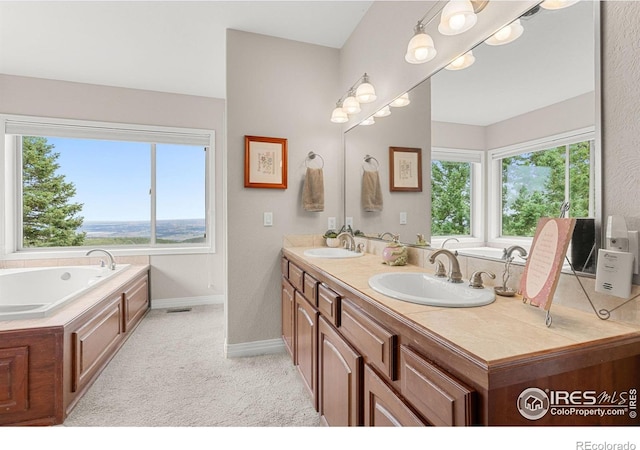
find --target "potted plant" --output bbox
[323,229,340,247]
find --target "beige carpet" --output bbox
[63,304,321,427]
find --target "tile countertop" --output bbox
[0,264,150,332]
[284,247,640,365]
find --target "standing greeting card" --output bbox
[519,217,577,311]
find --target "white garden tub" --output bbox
[0,265,130,321]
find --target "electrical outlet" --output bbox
[400,212,407,225]
[328,217,336,230]
[263,212,273,227]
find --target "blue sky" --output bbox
[49,137,205,222]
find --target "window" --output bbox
[431,149,483,239]
[5,117,213,253]
[490,131,594,240]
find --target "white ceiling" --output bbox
[0,1,372,98]
[0,1,594,126]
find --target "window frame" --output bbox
[1,115,215,259]
[430,147,485,247]
[487,127,595,248]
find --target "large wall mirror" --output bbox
[344,1,600,275]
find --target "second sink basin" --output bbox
[303,248,364,259]
[368,272,495,307]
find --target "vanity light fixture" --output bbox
[330,73,377,123]
[390,92,410,108]
[444,50,475,70]
[373,105,391,118]
[540,0,580,10]
[438,0,479,36]
[355,73,377,103]
[405,21,437,64]
[330,100,349,123]
[484,19,524,46]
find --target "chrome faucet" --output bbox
[337,232,356,251]
[441,237,460,248]
[428,249,463,283]
[86,248,117,270]
[503,245,528,260]
[378,231,396,241]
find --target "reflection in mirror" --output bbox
[432,1,598,274]
[344,81,431,245]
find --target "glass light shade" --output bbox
[360,116,375,126]
[390,93,410,108]
[373,106,391,118]
[485,19,524,46]
[342,95,361,115]
[438,0,477,36]
[355,81,377,103]
[330,107,348,123]
[540,0,579,10]
[445,51,475,70]
[405,27,437,64]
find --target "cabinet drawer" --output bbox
[289,262,304,292]
[340,299,396,380]
[400,345,475,426]
[318,283,340,326]
[281,257,289,279]
[303,272,319,305]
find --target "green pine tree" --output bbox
[22,136,86,247]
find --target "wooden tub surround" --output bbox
[0,264,150,426]
[282,247,640,426]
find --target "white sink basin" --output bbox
[303,248,364,259]
[368,272,495,307]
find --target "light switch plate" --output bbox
[328,217,336,230]
[400,212,407,225]
[264,212,273,227]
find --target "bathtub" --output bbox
[0,264,130,321]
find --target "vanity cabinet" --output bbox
[282,254,467,427]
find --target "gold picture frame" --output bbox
[244,135,288,189]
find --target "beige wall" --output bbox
[226,30,342,347]
[0,74,226,301]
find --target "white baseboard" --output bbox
[151,294,225,310]
[224,337,286,358]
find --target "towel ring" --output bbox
[363,154,379,170]
[305,151,324,169]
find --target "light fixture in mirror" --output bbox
[390,92,410,107]
[540,0,580,10]
[484,19,524,46]
[360,116,375,126]
[374,106,391,118]
[438,0,478,36]
[445,50,476,70]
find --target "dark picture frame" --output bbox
[389,146,422,192]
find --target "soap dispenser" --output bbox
[382,235,408,266]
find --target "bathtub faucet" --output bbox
[86,248,117,270]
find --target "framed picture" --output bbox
[244,135,288,189]
[389,146,422,192]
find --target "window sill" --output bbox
[3,245,215,261]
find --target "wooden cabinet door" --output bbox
[364,364,427,427]
[294,291,318,410]
[282,277,295,360]
[123,274,149,332]
[318,316,362,426]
